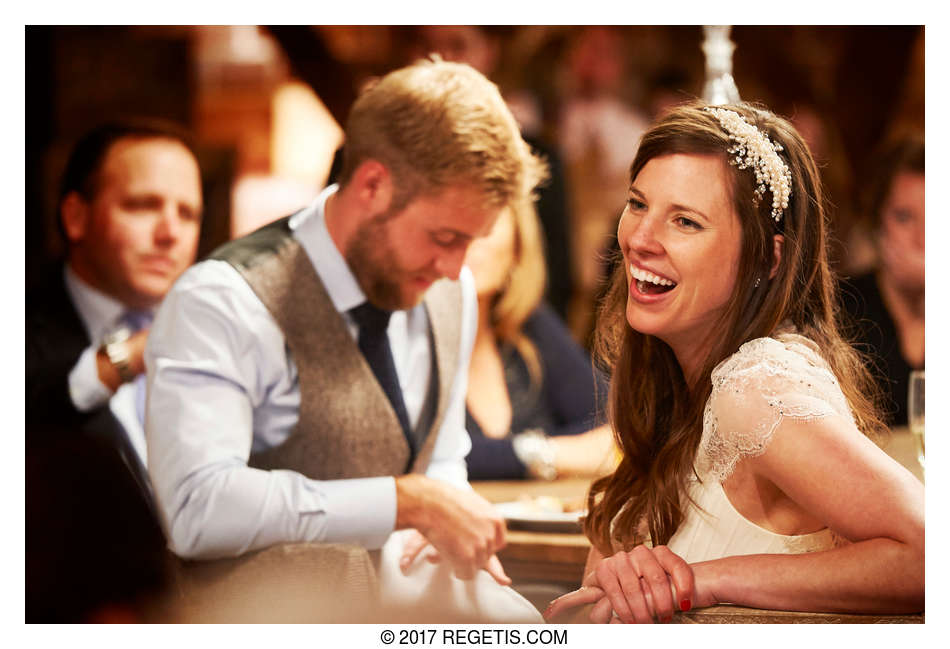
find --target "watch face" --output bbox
[103,326,133,346]
[102,327,134,382]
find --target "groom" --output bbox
[145,58,546,622]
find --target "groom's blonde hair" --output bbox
[337,57,545,212]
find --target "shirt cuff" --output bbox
[318,476,397,550]
[68,345,113,412]
[426,458,471,491]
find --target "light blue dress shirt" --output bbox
[145,185,478,560]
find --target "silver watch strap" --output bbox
[101,327,135,383]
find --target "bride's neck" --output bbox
[670,337,714,389]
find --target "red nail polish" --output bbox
[680,599,692,612]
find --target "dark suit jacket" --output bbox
[26,265,95,429]
[25,266,169,622]
[25,265,153,499]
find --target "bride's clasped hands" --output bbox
[544,545,716,623]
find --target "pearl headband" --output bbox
[704,107,792,222]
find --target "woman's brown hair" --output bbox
[584,101,888,555]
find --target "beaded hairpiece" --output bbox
[704,107,792,222]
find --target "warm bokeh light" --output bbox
[230,174,321,239]
[272,80,343,185]
[230,81,344,238]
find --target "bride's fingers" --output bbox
[652,545,696,612]
[543,586,605,621]
[631,545,674,622]
[594,563,633,624]
[589,596,614,624]
[596,560,653,624]
[619,552,657,624]
[639,572,662,622]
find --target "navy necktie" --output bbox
[350,302,414,451]
[122,310,152,333]
[120,310,152,427]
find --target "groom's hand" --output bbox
[399,528,512,585]
[395,474,509,582]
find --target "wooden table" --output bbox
[673,605,922,623]
[473,428,924,623]
[473,478,592,588]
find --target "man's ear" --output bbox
[60,192,89,244]
[769,234,784,279]
[351,159,394,216]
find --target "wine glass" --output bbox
[908,370,925,468]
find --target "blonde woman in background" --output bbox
[463,197,615,481]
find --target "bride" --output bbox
[544,102,924,623]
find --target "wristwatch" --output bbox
[100,326,135,384]
[512,429,557,481]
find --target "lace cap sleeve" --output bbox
[698,333,854,481]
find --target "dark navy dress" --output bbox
[464,303,608,479]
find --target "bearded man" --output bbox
[145,58,546,622]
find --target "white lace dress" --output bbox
[665,330,852,563]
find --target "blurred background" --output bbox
[25,25,925,347]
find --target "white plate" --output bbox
[495,501,585,533]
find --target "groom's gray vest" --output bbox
[173,216,462,622]
[208,216,463,479]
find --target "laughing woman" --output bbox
[544,102,924,623]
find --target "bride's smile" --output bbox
[618,152,743,374]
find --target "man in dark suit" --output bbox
[26,121,203,620]
[26,119,203,460]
